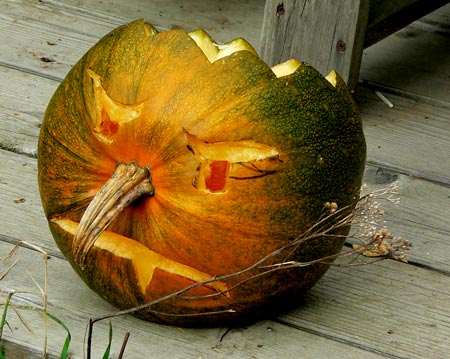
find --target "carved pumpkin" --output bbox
[38,20,366,326]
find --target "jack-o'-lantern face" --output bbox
[38,20,365,326]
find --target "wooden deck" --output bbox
[1,1,450,358]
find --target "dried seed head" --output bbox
[324,201,338,213]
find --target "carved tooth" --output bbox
[189,31,257,63]
[325,70,338,88]
[271,59,301,78]
[215,38,257,61]
[188,29,219,63]
[143,22,158,37]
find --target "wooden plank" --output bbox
[0,0,116,80]
[2,0,449,101]
[356,87,450,182]
[260,0,370,88]
[411,2,450,34]
[280,258,450,359]
[0,241,391,358]
[0,66,58,157]
[0,0,265,81]
[53,0,266,47]
[0,150,55,253]
[360,4,450,102]
[366,0,450,47]
[362,167,450,273]
[1,340,58,359]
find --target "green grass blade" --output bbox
[46,312,71,359]
[102,321,113,359]
[0,292,15,341]
[59,334,71,359]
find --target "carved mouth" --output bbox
[52,217,229,296]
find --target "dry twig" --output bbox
[1,242,50,359]
[86,182,411,358]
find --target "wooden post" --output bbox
[260,0,370,89]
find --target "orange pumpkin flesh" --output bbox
[38,20,366,326]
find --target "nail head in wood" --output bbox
[276,3,285,16]
[336,40,346,53]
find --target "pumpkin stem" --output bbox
[73,160,155,269]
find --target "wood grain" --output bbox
[0,0,112,80]
[356,87,450,182]
[0,67,58,157]
[361,166,450,273]
[0,0,265,80]
[360,5,450,102]
[281,257,450,359]
[53,0,266,46]
[260,0,370,88]
[0,150,55,253]
[1,340,58,359]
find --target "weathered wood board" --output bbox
[2,0,449,96]
[360,23,450,103]
[281,258,450,359]
[357,87,450,182]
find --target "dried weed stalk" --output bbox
[0,242,50,359]
[86,182,411,358]
[348,182,411,263]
